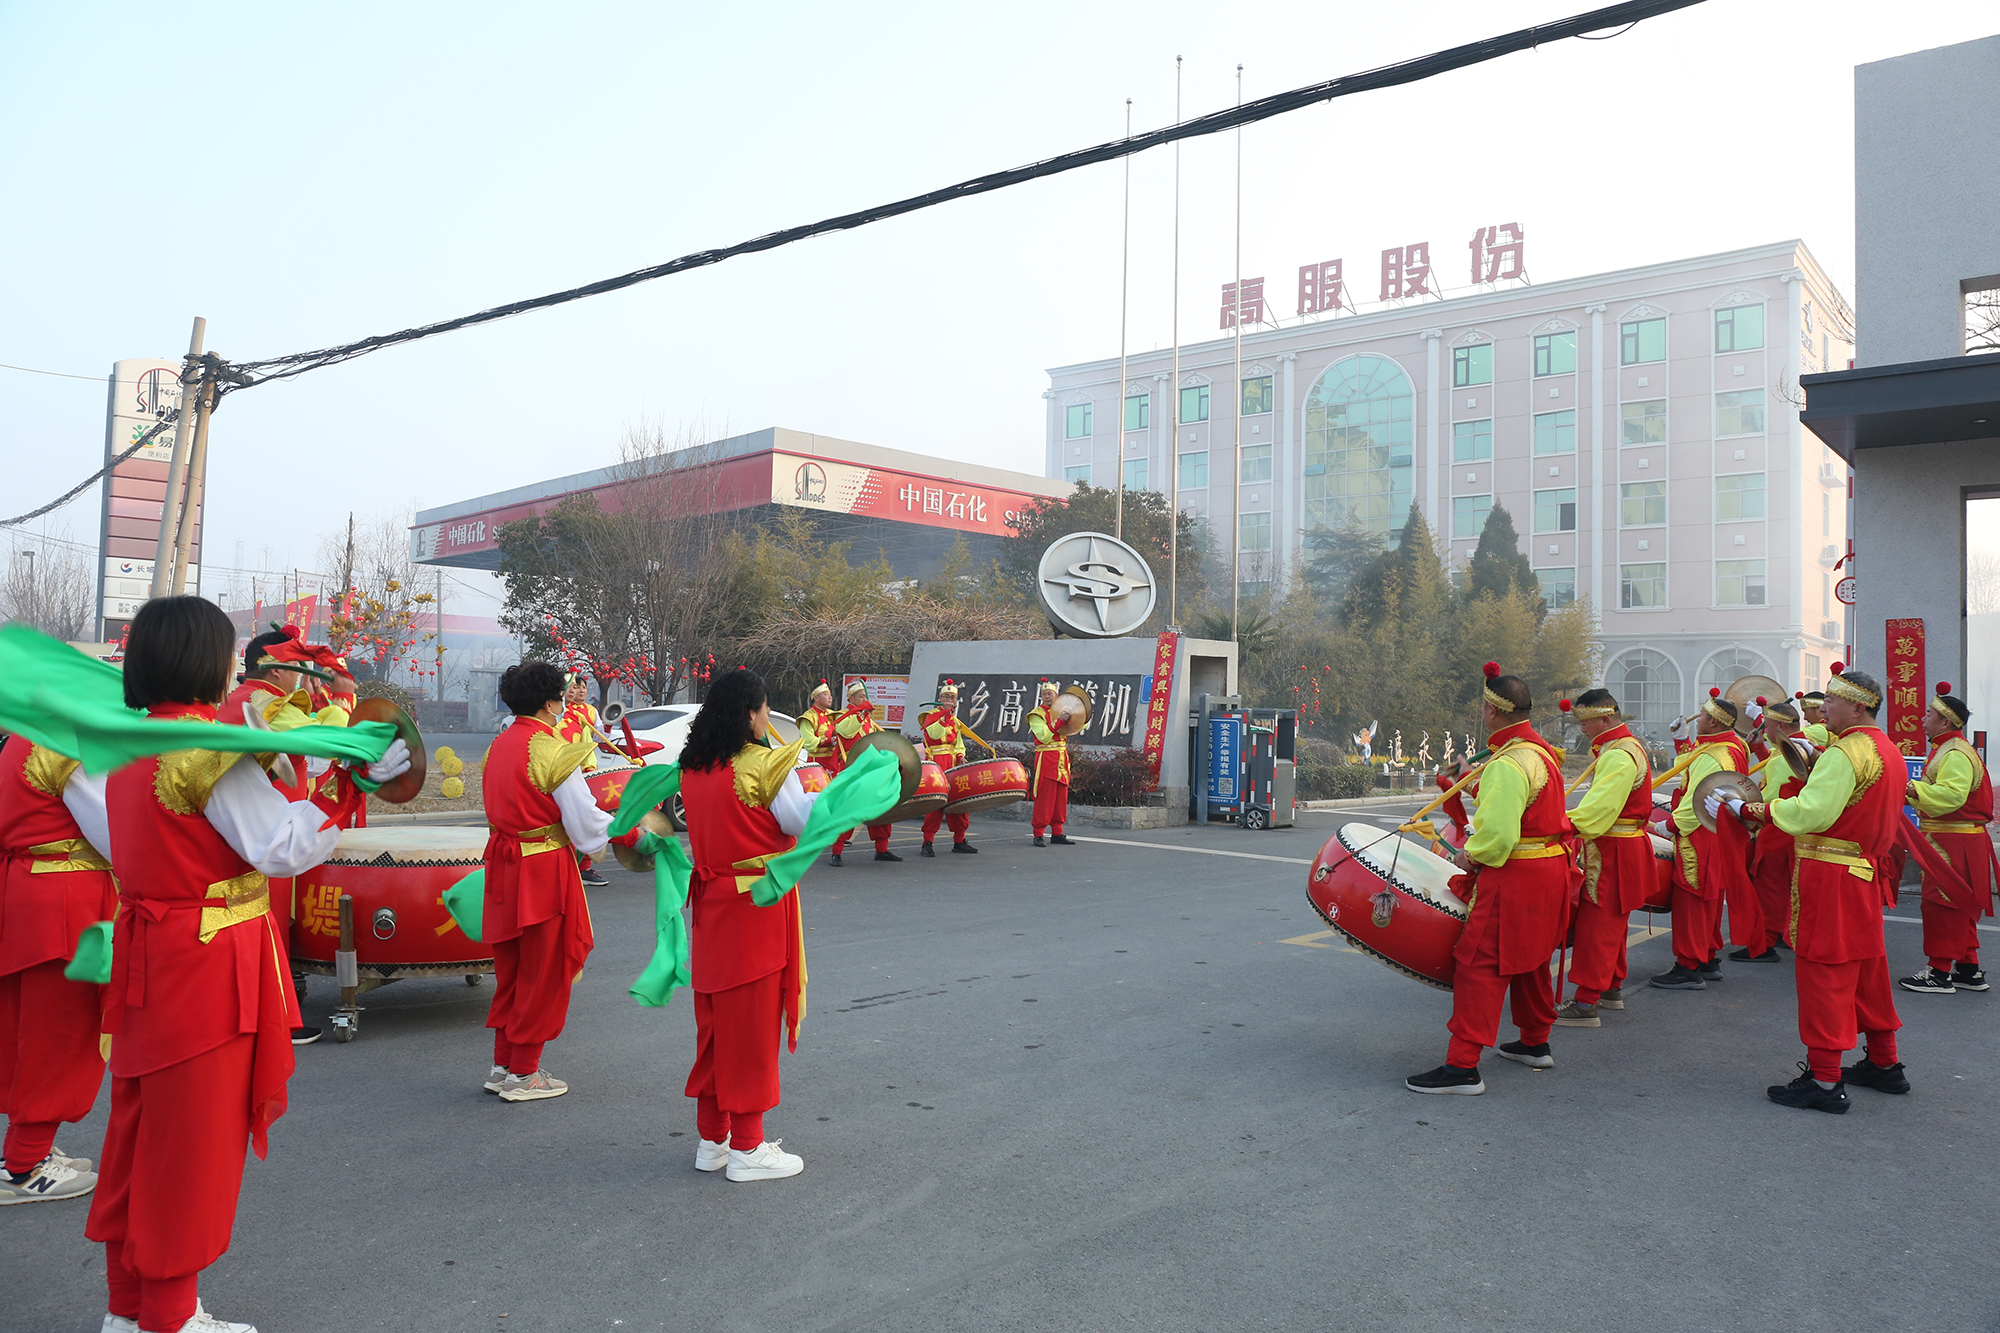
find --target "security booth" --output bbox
[1241,709,1298,830]
[1190,695,1297,830]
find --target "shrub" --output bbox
[990,742,1157,806]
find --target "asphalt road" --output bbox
[12,807,1997,1332]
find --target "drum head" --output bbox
[326,826,486,864]
[351,697,428,804]
[1336,823,1466,917]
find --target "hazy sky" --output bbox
[3,1,1996,614]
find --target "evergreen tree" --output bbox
[1465,503,1540,607]
[1342,505,1444,628]
[1302,516,1387,606]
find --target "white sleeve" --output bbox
[770,767,818,837]
[553,769,613,859]
[206,756,343,878]
[61,770,112,861]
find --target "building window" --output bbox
[1065,465,1092,484]
[1701,647,1775,695]
[1065,403,1092,439]
[1302,354,1415,540]
[1716,389,1765,436]
[1452,344,1492,387]
[1125,393,1150,431]
[1621,398,1666,445]
[1179,452,1208,488]
[1241,442,1272,483]
[1621,480,1666,527]
[1123,457,1148,491]
[1804,652,1821,683]
[1715,304,1764,353]
[1452,494,1492,539]
[1180,384,1210,424]
[1715,472,1766,521]
[1537,567,1576,610]
[1533,409,1577,455]
[1716,560,1767,606]
[1621,562,1666,609]
[1453,419,1492,462]
[1609,647,1681,740]
[1533,331,1576,377]
[1241,375,1273,416]
[1240,511,1272,551]
[1621,317,1667,365]
[1534,488,1577,533]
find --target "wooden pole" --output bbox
[148,318,205,600]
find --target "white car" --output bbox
[604,703,799,829]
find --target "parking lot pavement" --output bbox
[13,816,1996,1331]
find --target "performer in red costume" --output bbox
[799,682,839,769]
[559,675,611,887]
[0,731,113,1205]
[479,662,614,1103]
[1738,696,1809,962]
[1554,689,1654,1027]
[918,681,976,856]
[298,645,366,831]
[1713,664,1909,1112]
[828,680,896,866]
[1899,683,1996,994]
[1652,689,1755,990]
[678,668,818,1181]
[1026,681,1074,847]
[1407,663,1577,1094]
[88,595,409,1333]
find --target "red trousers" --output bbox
[1032,780,1069,836]
[921,809,970,843]
[1566,894,1630,1003]
[1670,882,1723,970]
[1795,955,1901,1082]
[0,959,107,1173]
[686,971,782,1149]
[487,917,576,1075]
[1921,899,1984,969]
[1446,899,1557,1067]
[833,824,891,854]
[1751,844,1794,952]
[88,1034,253,1333]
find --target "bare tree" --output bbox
[1967,286,2000,355]
[0,533,94,642]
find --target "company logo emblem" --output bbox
[795,463,827,503]
[1036,532,1156,638]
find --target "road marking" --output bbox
[1064,835,1314,866]
[1281,930,1336,948]
[1886,914,2000,935]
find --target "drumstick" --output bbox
[954,718,1000,757]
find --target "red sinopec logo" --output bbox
[795,462,827,503]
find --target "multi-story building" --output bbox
[1044,240,1855,742]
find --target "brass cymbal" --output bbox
[1724,675,1786,734]
[1693,770,1765,833]
[1054,684,1093,737]
[350,696,428,804]
[1778,734,1819,783]
[850,730,921,803]
[610,809,675,874]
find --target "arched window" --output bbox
[1609,648,1681,741]
[1700,647,1776,697]
[1302,354,1414,540]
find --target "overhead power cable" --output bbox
[224,0,1703,392]
[1,411,179,528]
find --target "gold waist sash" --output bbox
[1794,834,1875,881]
[199,871,272,944]
[516,823,573,856]
[1918,819,1987,835]
[26,837,112,873]
[1599,819,1649,839]
[1508,835,1570,861]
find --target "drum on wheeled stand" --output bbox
[1306,823,1471,990]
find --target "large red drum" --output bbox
[291,828,492,979]
[882,760,949,822]
[585,762,642,814]
[796,762,830,794]
[1643,831,1675,911]
[1307,822,1469,990]
[941,758,1029,814]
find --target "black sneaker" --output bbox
[1766,1064,1849,1114]
[1050,835,1076,846]
[1842,1058,1911,1095]
[1952,966,1989,992]
[1728,946,1781,962]
[919,842,936,858]
[1648,965,1707,991]
[1697,958,1725,981]
[829,852,844,867]
[874,850,903,863]
[1033,836,1046,847]
[950,842,979,854]
[1598,988,1626,1011]
[1405,1064,1485,1095]
[1496,1040,1554,1069]
[1898,968,1956,994]
[291,1026,322,1046]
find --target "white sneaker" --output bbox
[99,1314,138,1333]
[51,1144,93,1174]
[172,1305,258,1332]
[694,1137,730,1172]
[496,1069,568,1102]
[0,1157,96,1204]
[726,1139,803,1182]
[483,1064,508,1094]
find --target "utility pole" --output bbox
[169,363,216,596]
[436,565,446,700]
[1115,96,1132,542]
[1168,56,1182,626]
[149,318,206,600]
[1230,63,1244,643]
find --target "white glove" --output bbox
[1701,792,1744,821]
[366,738,412,783]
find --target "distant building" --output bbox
[1045,241,1855,741]
[412,426,1068,582]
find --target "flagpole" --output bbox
[1230,62,1243,642]
[1168,55,1182,627]
[1116,97,1132,541]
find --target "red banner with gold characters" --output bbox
[1140,630,1179,781]
[1884,617,1926,755]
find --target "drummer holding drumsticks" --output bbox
[1407,663,1576,1096]
[917,682,977,857]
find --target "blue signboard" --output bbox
[1904,754,1926,829]
[1206,715,1243,808]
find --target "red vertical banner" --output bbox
[1141,630,1179,782]
[1884,617,1926,756]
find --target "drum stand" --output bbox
[330,894,365,1043]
